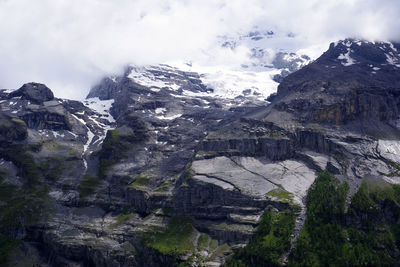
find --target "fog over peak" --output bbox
[0,0,398,99]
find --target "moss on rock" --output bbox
[78,174,102,199]
[0,114,27,142]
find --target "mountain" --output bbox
[105,28,313,103]
[0,39,400,266]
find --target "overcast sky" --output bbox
[0,0,399,99]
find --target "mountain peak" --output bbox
[277,39,400,98]
[267,39,400,126]
[323,38,400,67]
[8,82,54,104]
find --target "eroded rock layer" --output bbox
[0,39,400,266]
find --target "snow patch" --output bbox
[156,114,182,120]
[52,131,65,138]
[385,53,400,67]
[128,65,181,91]
[84,97,115,123]
[155,108,167,114]
[71,113,94,169]
[377,140,400,163]
[338,49,356,66]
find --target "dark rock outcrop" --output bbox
[272,39,400,125]
[0,113,27,141]
[9,82,54,104]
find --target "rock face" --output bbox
[1,39,400,266]
[21,101,72,130]
[9,82,54,104]
[0,113,27,141]
[274,39,400,124]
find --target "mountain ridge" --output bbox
[0,38,400,266]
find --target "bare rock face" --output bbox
[9,82,54,104]
[273,39,400,125]
[21,101,72,131]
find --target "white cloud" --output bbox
[0,0,398,99]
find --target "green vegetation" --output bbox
[226,208,296,267]
[0,182,52,267]
[115,212,137,223]
[143,216,196,256]
[0,168,9,179]
[0,138,54,265]
[0,234,20,266]
[109,212,138,229]
[266,188,294,205]
[343,179,400,266]
[98,129,123,176]
[197,233,212,251]
[208,243,232,262]
[289,171,349,266]
[40,139,79,158]
[348,180,380,214]
[38,157,65,181]
[0,118,39,186]
[0,114,27,141]
[0,182,51,227]
[182,164,195,180]
[129,174,151,190]
[288,172,400,266]
[143,216,229,266]
[78,174,102,199]
[98,127,146,177]
[162,207,175,215]
[0,144,41,186]
[154,179,173,193]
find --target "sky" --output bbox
[0,0,399,99]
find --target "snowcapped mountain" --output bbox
[2,38,400,266]
[332,39,400,69]
[95,28,313,102]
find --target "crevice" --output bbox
[195,172,242,192]
[228,157,283,189]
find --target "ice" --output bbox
[171,62,281,100]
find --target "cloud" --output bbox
[0,0,398,99]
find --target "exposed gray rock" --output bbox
[9,82,54,104]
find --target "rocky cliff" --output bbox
[0,39,400,266]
